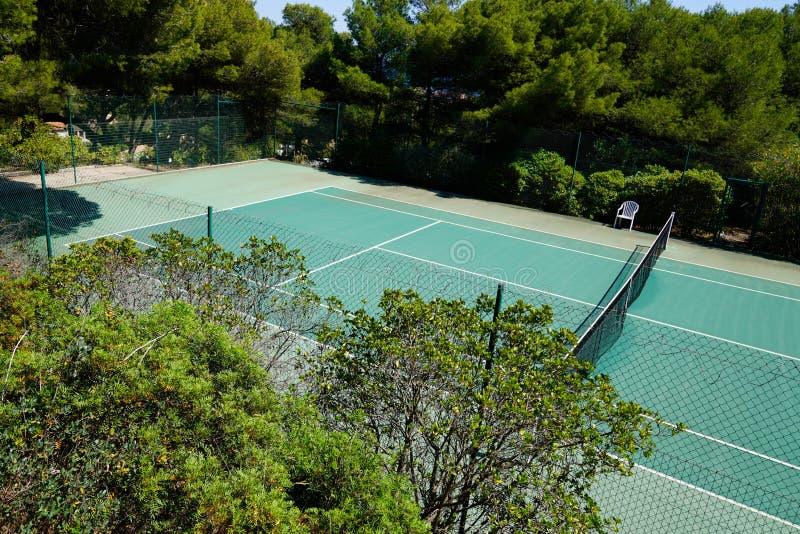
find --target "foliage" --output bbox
[508,149,585,215]
[0,117,73,172]
[622,166,724,234]
[94,144,129,165]
[47,233,340,374]
[580,170,625,220]
[752,144,800,256]
[0,271,425,531]
[309,289,663,533]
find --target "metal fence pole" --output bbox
[681,143,691,182]
[207,206,213,239]
[568,132,583,213]
[39,162,53,259]
[216,94,221,165]
[273,103,278,158]
[153,101,159,173]
[486,283,504,362]
[334,102,341,163]
[68,95,77,184]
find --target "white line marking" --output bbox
[632,463,800,530]
[653,268,800,303]
[627,314,800,362]
[313,191,438,221]
[63,187,325,248]
[322,186,800,290]
[375,247,597,308]
[279,221,441,286]
[657,255,800,290]
[218,186,330,212]
[314,190,631,265]
[647,417,800,472]
[64,212,205,247]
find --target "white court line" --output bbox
[648,417,800,472]
[314,190,630,265]
[627,314,800,363]
[632,462,800,530]
[278,221,441,286]
[218,186,330,212]
[321,186,800,290]
[64,187,327,248]
[64,212,205,247]
[375,247,597,308]
[313,191,439,221]
[652,268,800,303]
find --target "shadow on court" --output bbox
[0,177,101,237]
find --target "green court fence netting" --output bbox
[0,168,798,531]
[4,93,799,258]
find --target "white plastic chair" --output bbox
[614,201,639,231]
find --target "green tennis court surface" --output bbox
[54,165,799,532]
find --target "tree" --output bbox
[0,270,428,531]
[0,0,62,117]
[309,289,663,533]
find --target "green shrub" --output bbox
[225,143,262,163]
[580,169,625,220]
[0,116,72,172]
[752,145,800,257]
[621,166,724,235]
[673,169,726,236]
[93,144,128,165]
[507,149,584,215]
[0,267,426,532]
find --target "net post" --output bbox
[68,95,77,184]
[207,206,213,240]
[666,211,675,247]
[39,162,53,259]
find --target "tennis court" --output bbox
[49,161,800,532]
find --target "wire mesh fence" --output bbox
[0,162,798,530]
[593,313,800,531]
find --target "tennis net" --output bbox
[572,212,675,366]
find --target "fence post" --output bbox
[207,206,213,239]
[568,132,583,214]
[681,143,691,182]
[153,100,159,173]
[334,102,341,163]
[486,283,504,363]
[68,95,77,184]
[273,103,278,158]
[216,94,221,165]
[749,182,768,249]
[39,162,53,259]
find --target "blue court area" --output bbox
[62,180,800,532]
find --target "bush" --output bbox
[0,269,427,532]
[580,169,625,220]
[673,169,726,236]
[93,143,129,165]
[621,166,724,235]
[225,143,262,163]
[0,117,72,172]
[752,145,800,257]
[507,149,585,215]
